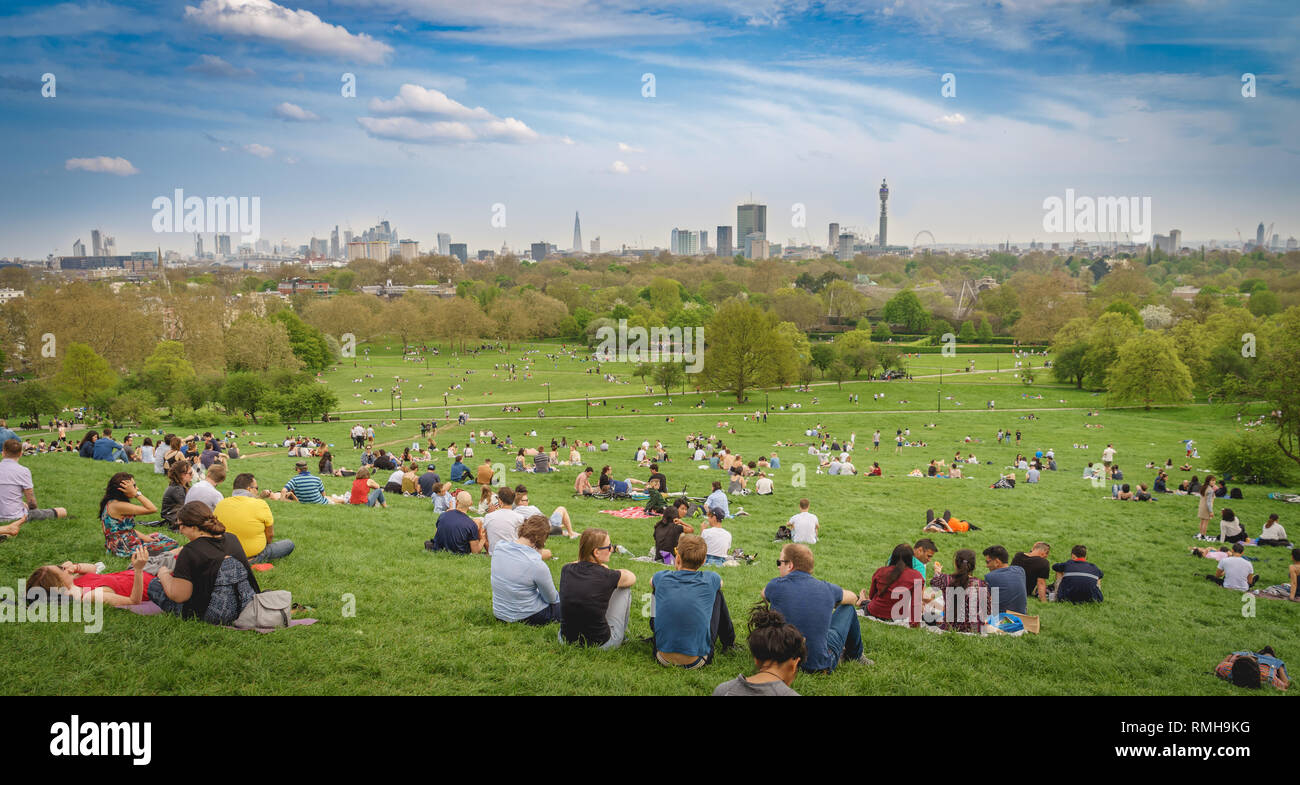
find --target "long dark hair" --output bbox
[874,543,914,597]
[318,450,333,473]
[99,471,135,517]
[78,430,99,448]
[950,549,977,589]
[167,460,192,487]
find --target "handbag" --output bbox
[232,589,293,629]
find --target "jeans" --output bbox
[367,488,386,507]
[251,539,295,563]
[705,554,727,566]
[523,602,561,626]
[818,604,864,672]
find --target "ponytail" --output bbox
[177,501,225,536]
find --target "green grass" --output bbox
[3,343,1297,695]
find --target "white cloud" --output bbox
[357,116,477,142]
[610,160,630,174]
[482,117,539,142]
[184,0,393,64]
[273,101,322,121]
[186,54,256,79]
[242,143,275,157]
[937,113,967,125]
[65,156,138,175]
[560,136,575,145]
[367,84,493,119]
[618,142,644,152]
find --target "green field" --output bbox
[2,343,1296,695]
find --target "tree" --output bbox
[55,342,116,409]
[1248,289,1280,317]
[958,320,976,342]
[828,360,851,389]
[768,288,822,331]
[140,340,197,413]
[837,330,878,378]
[220,372,270,424]
[1051,342,1089,389]
[701,299,784,403]
[225,315,303,373]
[633,362,652,385]
[821,280,866,322]
[1106,332,1193,409]
[1255,306,1300,469]
[882,290,930,332]
[871,321,893,340]
[1009,272,1087,343]
[1139,304,1174,330]
[272,310,333,372]
[652,362,685,397]
[6,380,59,424]
[1102,300,1142,327]
[108,390,157,427]
[976,316,994,341]
[810,343,836,376]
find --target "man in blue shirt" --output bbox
[705,481,730,519]
[284,461,330,504]
[91,428,123,461]
[489,515,559,625]
[1051,544,1104,603]
[763,543,869,673]
[0,420,18,447]
[449,457,470,483]
[429,491,484,554]
[982,545,1028,614]
[650,535,734,669]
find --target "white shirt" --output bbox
[184,480,223,510]
[484,508,525,554]
[1259,523,1288,541]
[755,476,774,494]
[702,526,732,558]
[1218,556,1253,591]
[789,511,818,544]
[387,470,404,486]
[1102,447,1115,462]
[693,449,705,461]
[840,462,855,475]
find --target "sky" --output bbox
[1,0,1299,259]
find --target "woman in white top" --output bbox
[1259,514,1290,545]
[1219,508,1247,544]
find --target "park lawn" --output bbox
[2,354,1297,695]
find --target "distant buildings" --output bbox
[737,203,766,250]
[716,226,732,258]
[0,288,25,304]
[589,237,601,254]
[437,233,451,256]
[91,229,103,257]
[828,223,839,251]
[670,228,702,255]
[1152,229,1182,255]
[347,240,391,261]
[744,233,769,260]
[529,242,551,261]
[72,238,85,256]
[398,239,419,260]
[359,282,456,299]
[449,243,468,263]
[278,278,331,296]
[573,212,583,252]
[878,179,889,248]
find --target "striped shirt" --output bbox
[284,471,327,504]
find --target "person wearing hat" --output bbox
[417,464,441,497]
[284,460,331,504]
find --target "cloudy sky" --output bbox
[2,0,1298,258]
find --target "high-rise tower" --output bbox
[573,212,583,252]
[1256,222,1266,249]
[878,179,889,248]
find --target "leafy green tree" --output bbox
[976,316,994,341]
[958,320,976,342]
[220,372,270,424]
[882,290,930,332]
[1051,342,1089,388]
[652,362,685,398]
[1255,306,1300,469]
[7,380,59,424]
[272,310,333,372]
[108,390,157,426]
[55,342,116,410]
[828,360,851,389]
[1210,432,1295,485]
[1248,289,1280,317]
[141,340,197,413]
[810,343,836,376]
[701,299,784,403]
[871,321,893,340]
[1106,332,1194,409]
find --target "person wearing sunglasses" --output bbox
[215,473,295,563]
[762,543,871,673]
[559,528,636,648]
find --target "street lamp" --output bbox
[585,395,589,420]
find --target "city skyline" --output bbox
[2,0,1298,258]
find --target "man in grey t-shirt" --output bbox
[712,675,800,696]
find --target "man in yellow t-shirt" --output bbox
[215,473,295,563]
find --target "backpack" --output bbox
[232,589,293,630]
[775,525,793,541]
[1215,651,1290,690]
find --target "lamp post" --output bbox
[764,393,769,422]
[585,395,589,420]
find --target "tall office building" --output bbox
[91,229,103,257]
[343,229,353,247]
[194,233,203,257]
[530,242,549,261]
[716,226,733,258]
[330,226,340,259]
[744,232,769,260]
[837,232,855,261]
[1169,229,1182,253]
[573,212,583,252]
[670,229,701,256]
[217,234,232,256]
[449,243,468,263]
[399,239,419,260]
[828,223,840,251]
[737,203,766,244]
[1256,222,1266,249]
[878,179,889,248]
[437,233,451,256]
[590,237,600,254]
[72,238,85,256]
[102,235,116,256]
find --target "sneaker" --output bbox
[856,655,876,666]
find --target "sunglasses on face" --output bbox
[596,544,614,552]
[776,558,789,567]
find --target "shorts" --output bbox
[549,509,565,534]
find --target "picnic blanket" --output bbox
[122,602,317,632]
[600,506,657,519]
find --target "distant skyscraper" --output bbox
[530,242,549,261]
[91,229,103,257]
[837,232,854,261]
[217,234,232,256]
[878,179,889,248]
[343,229,353,247]
[449,243,468,263]
[399,239,419,260]
[573,212,583,252]
[1169,229,1182,253]
[737,203,766,244]
[102,235,116,256]
[72,238,85,256]
[590,237,600,254]
[330,226,340,259]
[437,233,451,256]
[194,233,203,257]
[1257,222,1266,249]
[744,232,768,260]
[716,226,733,258]
[670,229,701,255]
[828,223,840,251]
[1271,233,1280,250]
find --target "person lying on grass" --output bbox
[558,527,636,648]
[27,545,151,607]
[0,437,69,538]
[651,534,735,669]
[490,514,560,626]
[712,602,806,696]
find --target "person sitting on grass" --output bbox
[1259,514,1290,546]
[27,546,152,607]
[911,538,940,582]
[283,461,336,504]
[981,545,1027,614]
[430,490,485,554]
[431,482,454,514]
[1211,542,1258,590]
[449,455,471,484]
[574,466,595,496]
[706,480,731,519]
[0,438,68,539]
[765,543,869,672]
[712,603,806,696]
[928,548,989,633]
[1012,542,1052,603]
[512,485,579,539]
[642,476,668,515]
[401,462,421,495]
[864,543,925,625]
[383,466,404,494]
[216,473,294,563]
[148,501,260,626]
[490,514,560,626]
[101,472,178,558]
[1051,544,1104,603]
[788,498,819,544]
[417,464,440,498]
[185,461,225,510]
[559,528,636,648]
[653,500,696,564]
[317,450,355,478]
[701,507,732,566]
[160,461,192,530]
[1289,548,1300,601]
[651,534,736,669]
[1219,508,1248,544]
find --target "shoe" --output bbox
[856,655,875,666]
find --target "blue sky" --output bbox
[2,0,1298,258]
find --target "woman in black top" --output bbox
[160,461,192,529]
[77,431,98,458]
[148,501,259,625]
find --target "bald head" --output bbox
[455,490,473,511]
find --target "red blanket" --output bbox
[600,507,656,519]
